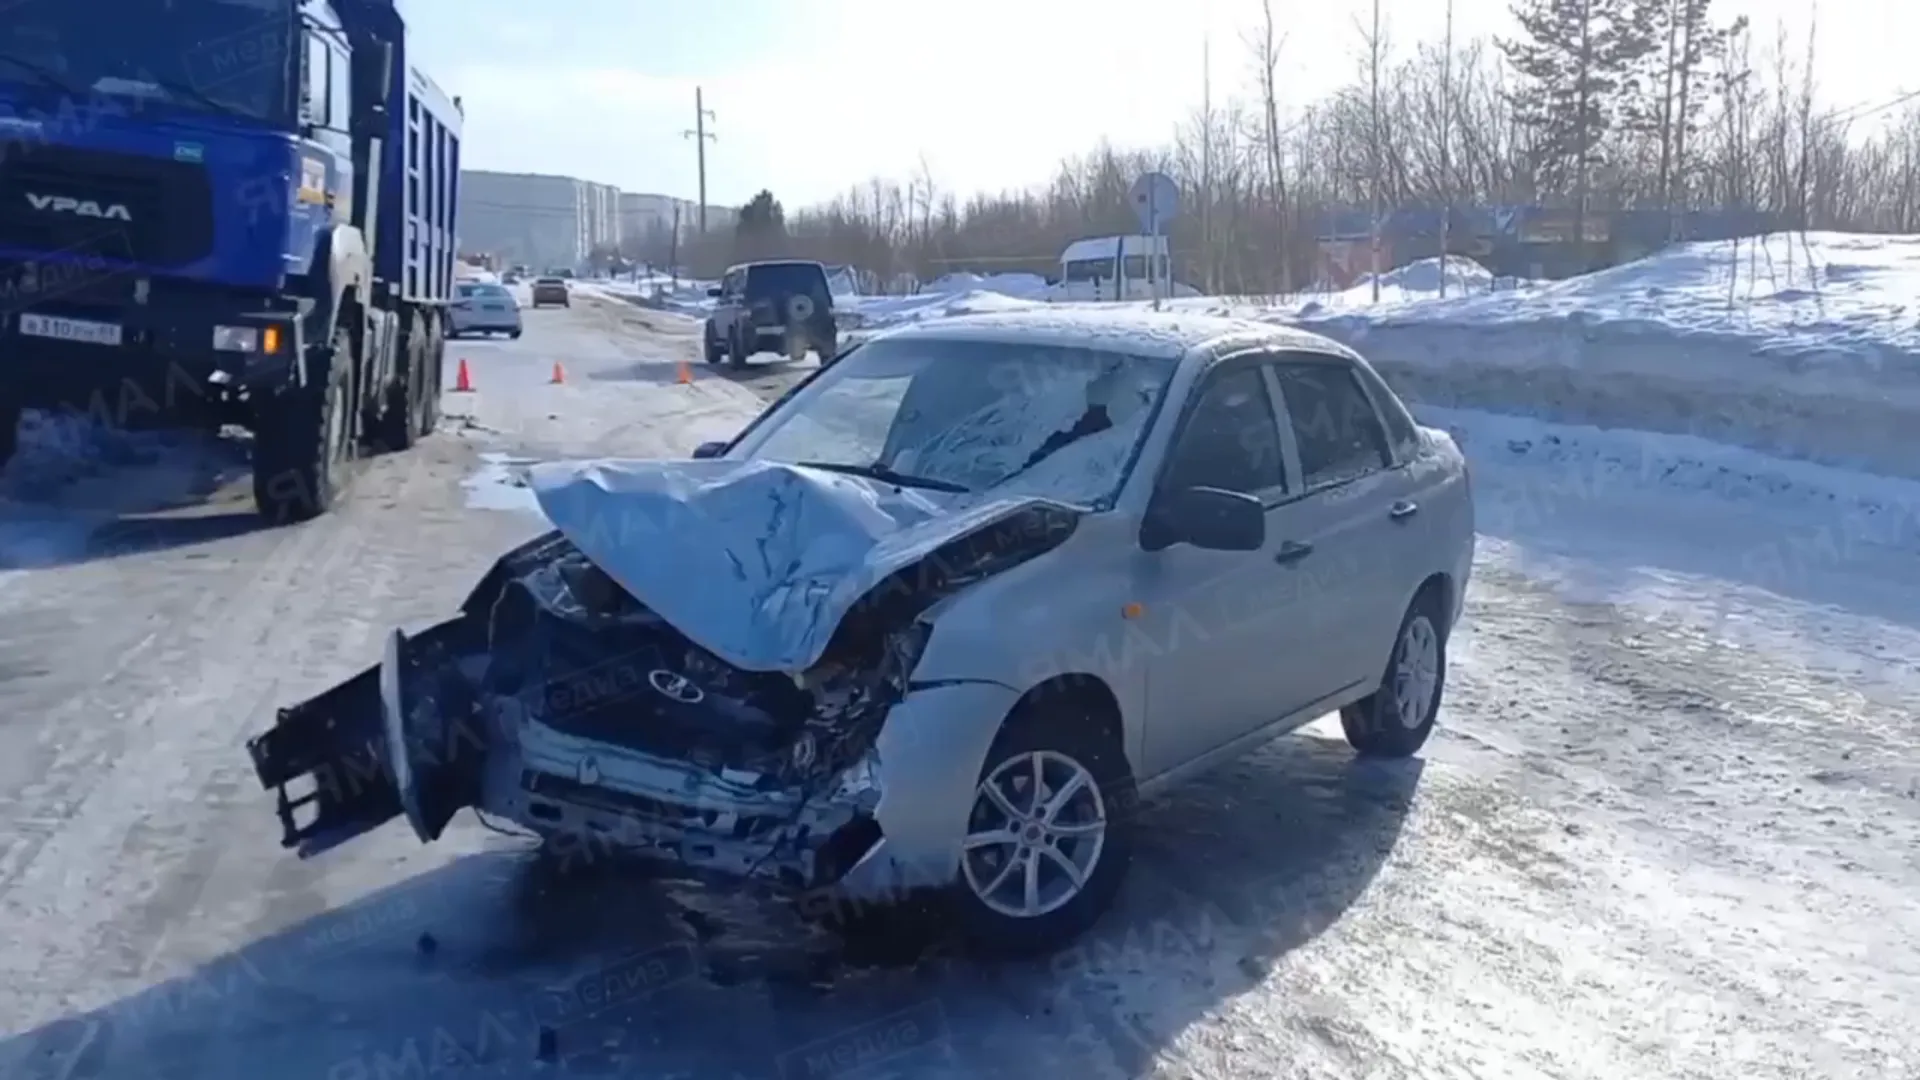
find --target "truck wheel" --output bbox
[252,329,351,524]
[729,328,751,369]
[375,333,425,453]
[418,329,443,438]
[703,327,724,364]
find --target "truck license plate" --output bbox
[19,313,123,347]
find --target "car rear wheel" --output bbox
[1341,588,1448,758]
[946,699,1136,958]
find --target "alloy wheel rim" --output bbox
[1393,615,1440,729]
[960,749,1107,919]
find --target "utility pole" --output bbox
[1439,0,1453,296]
[667,202,682,289]
[1368,0,1383,304]
[681,87,716,233]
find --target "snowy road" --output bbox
[0,291,1914,1080]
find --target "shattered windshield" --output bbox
[736,336,1177,507]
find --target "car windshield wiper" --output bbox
[795,460,971,494]
[0,53,86,97]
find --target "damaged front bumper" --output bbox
[245,530,1024,902]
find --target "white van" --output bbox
[1050,235,1197,302]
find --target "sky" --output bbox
[398,0,1907,212]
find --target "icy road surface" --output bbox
[0,289,1914,1080]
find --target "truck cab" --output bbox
[0,0,460,522]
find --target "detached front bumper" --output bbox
[246,627,1019,904]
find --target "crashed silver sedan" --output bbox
[246,308,1475,957]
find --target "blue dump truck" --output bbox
[0,0,460,521]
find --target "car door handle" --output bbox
[1273,540,1314,565]
[1389,500,1419,521]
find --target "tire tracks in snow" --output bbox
[0,445,465,1028]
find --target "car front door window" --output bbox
[1158,366,1286,497]
[1272,362,1392,489]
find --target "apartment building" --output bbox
[619,192,738,244]
[459,170,623,271]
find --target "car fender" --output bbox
[908,523,1151,770]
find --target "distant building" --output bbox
[460,170,624,272]
[618,192,738,244]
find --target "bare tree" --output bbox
[1359,0,1387,301]
[1246,0,1291,290]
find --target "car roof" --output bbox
[734,259,825,271]
[872,306,1355,362]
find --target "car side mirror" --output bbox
[691,440,727,460]
[707,287,722,298]
[1140,485,1265,553]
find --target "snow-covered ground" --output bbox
[1,281,1916,1079]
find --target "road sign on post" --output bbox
[1129,171,1179,309]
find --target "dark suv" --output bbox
[704,260,839,368]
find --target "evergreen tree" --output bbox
[1499,0,1661,196]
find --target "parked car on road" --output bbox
[449,282,522,338]
[530,277,570,308]
[703,259,839,368]
[245,309,1474,958]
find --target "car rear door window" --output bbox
[1158,365,1285,496]
[1272,360,1391,489]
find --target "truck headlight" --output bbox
[212,325,259,352]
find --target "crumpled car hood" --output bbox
[529,458,1075,673]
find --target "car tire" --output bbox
[944,696,1137,958]
[729,328,751,369]
[703,327,724,365]
[510,330,522,339]
[1340,586,1448,758]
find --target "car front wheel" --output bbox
[947,699,1136,958]
[1341,587,1447,758]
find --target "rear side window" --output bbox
[1273,362,1391,488]
[746,262,829,297]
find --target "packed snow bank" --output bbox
[920,271,1053,299]
[840,232,1920,480]
[1301,232,1920,481]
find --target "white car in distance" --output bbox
[449,282,523,339]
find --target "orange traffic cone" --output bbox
[454,357,474,392]
[549,361,566,385]
[675,360,692,385]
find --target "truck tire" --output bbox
[419,326,444,438]
[252,328,352,524]
[374,328,425,453]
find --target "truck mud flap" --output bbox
[248,625,487,858]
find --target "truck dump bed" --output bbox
[340,0,463,306]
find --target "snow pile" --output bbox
[1300,232,1920,480]
[1306,254,1500,309]
[920,271,1053,299]
[841,289,1044,339]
